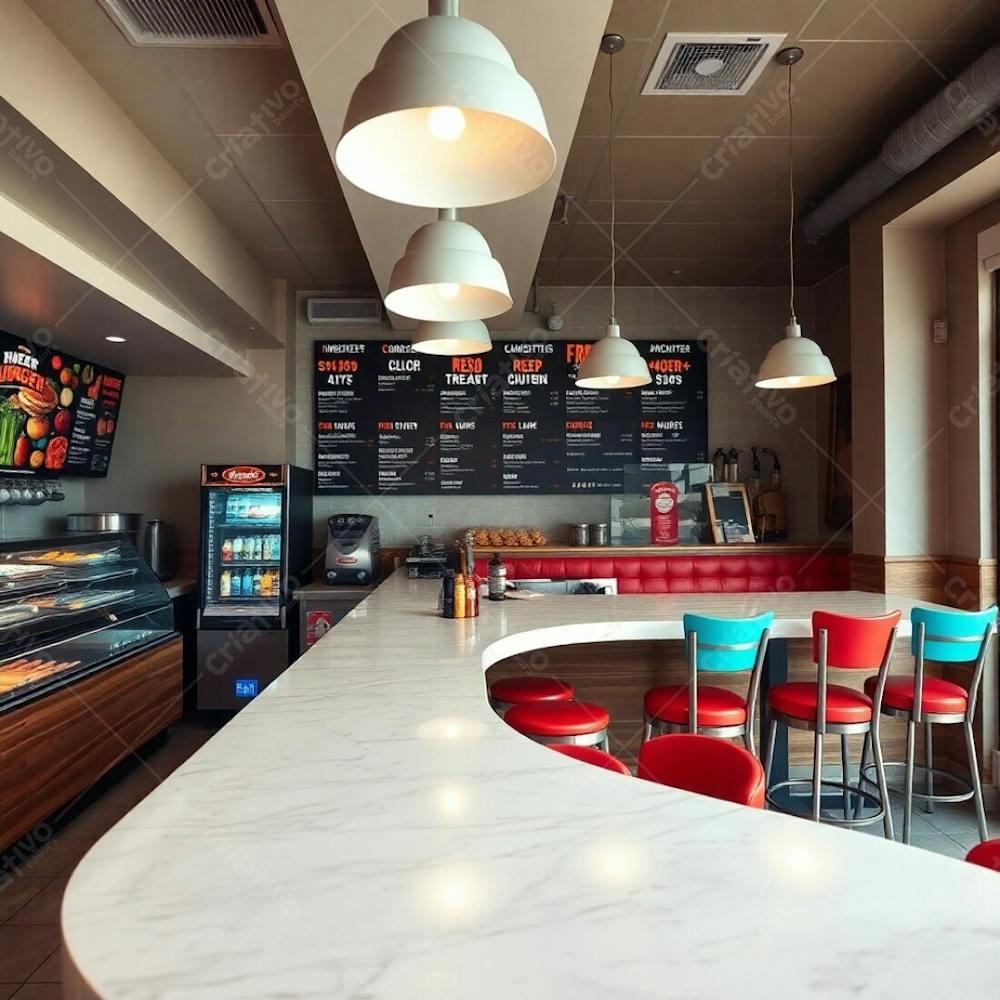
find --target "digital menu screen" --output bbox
[0,332,125,478]
[313,338,707,495]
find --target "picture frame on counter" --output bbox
[704,483,755,544]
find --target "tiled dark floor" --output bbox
[0,714,220,998]
[0,714,995,997]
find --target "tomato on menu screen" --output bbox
[0,333,125,478]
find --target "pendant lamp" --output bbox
[385,208,511,322]
[335,0,556,208]
[576,35,651,391]
[412,320,492,355]
[756,48,835,390]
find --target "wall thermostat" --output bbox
[932,319,948,343]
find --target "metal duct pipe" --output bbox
[802,44,1000,239]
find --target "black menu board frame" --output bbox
[312,338,707,496]
[0,332,125,478]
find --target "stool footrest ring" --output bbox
[766,777,885,827]
[859,761,974,805]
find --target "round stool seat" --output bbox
[966,839,1000,871]
[504,700,610,737]
[863,674,968,714]
[550,744,630,775]
[768,682,873,724]
[489,676,574,705]
[644,684,747,727]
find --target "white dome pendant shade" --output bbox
[385,209,512,322]
[412,320,492,355]
[335,1,556,208]
[576,323,651,389]
[755,321,835,389]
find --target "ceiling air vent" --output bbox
[306,298,384,327]
[642,33,786,96]
[98,0,284,47]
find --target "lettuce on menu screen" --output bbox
[0,336,124,477]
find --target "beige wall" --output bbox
[882,226,948,557]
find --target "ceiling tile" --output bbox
[577,41,652,136]
[160,49,321,136]
[226,135,340,202]
[659,0,817,35]
[606,0,668,40]
[254,248,314,284]
[633,222,789,259]
[26,0,128,47]
[297,248,375,284]
[802,0,999,42]
[69,45,211,137]
[261,199,358,248]
[154,133,259,202]
[202,198,287,255]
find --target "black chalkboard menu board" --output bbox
[313,339,707,495]
[0,332,125,478]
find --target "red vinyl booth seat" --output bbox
[474,553,849,595]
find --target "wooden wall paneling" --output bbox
[0,638,183,850]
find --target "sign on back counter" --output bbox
[313,339,707,495]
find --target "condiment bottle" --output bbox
[465,571,478,618]
[441,570,456,618]
[488,553,507,601]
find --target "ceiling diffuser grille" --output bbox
[642,33,786,96]
[98,0,284,47]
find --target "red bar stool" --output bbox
[503,700,611,751]
[764,610,900,838]
[488,676,574,715]
[550,744,631,775]
[966,840,1000,871]
[860,605,996,844]
[642,612,772,755]
[637,734,765,807]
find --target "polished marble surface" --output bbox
[62,575,1000,998]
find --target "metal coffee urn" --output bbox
[142,519,175,581]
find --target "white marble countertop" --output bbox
[62,573,1000,998]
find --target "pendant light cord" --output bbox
[608,48,616,325]
[787,61,796,324]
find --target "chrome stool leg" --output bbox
[854,732,872,821]
[903,719,916,844]
[763,717,777,800]
[965,720,989,842]
[841,734,851,820]
[871,726,895,840]
[811,731,823,821]
[924,721,934,814]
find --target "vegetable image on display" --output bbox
[0,396,26,466]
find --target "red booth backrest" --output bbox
[473,553,849,595]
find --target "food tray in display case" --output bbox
[0,532,176,710]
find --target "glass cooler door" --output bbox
[202,484,285,622]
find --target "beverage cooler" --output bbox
[196,464,312,710]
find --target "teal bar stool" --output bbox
[643,612,773,755]
[861,605,997,843]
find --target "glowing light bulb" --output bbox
[440,339,459,351]
[428,106,466,142]
[603,375,622,387]
[437,282,461,300]
[783,375,802,386]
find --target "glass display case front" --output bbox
[0,532,175,710]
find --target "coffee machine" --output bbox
[325,514,380,584]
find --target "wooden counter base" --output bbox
[0,636,183,850]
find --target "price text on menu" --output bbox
[0,331,125,477]
[313,339,707,495]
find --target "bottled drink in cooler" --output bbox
[260,569,272,597]
[231,569,242,597]
[232,536,244,560]
[242,568,253,596]
[220,569,231,597]
[271,534,280,560]
[253,570,263,597]
[221,539,233,562]
[262,536,271,561]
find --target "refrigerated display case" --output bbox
[0,532,175,710]
[196,464,312,710]
[0,531,182,849]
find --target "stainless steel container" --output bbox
[143,519,175,581]
[66,512,142,548]
[572,523,591,546]
[590,522,610,546]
